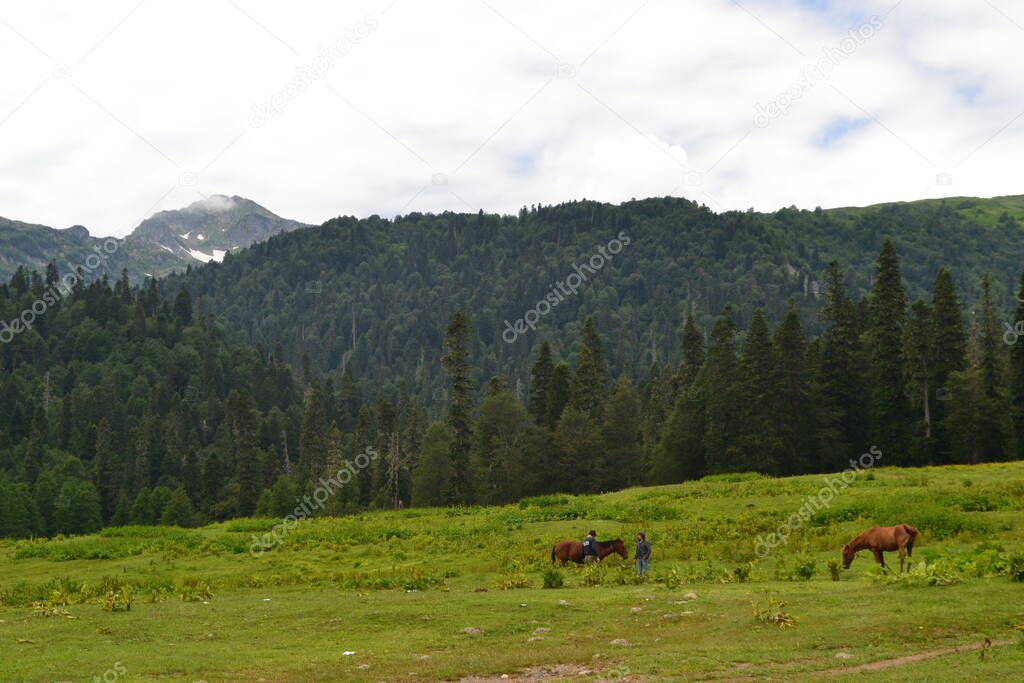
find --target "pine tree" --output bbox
[651,384,706,483]
[818,261,868,467]
[528,341,554,423]
[867,240,910,460]
[1012,270,1024,459]
[903,300,934,464]
[442,311,474,503]
[228,391,261,516]
[470,391,533,504]
[734,309,782,474]
[930,268,967,462]
[976,274,1010,459]
[702,306,741,473]
[160,487,194,526]
[93,418,116,522]
[544,362,571,430]
[570,317,608,416]
[411,422,453,507]
[299,382,330,484]
[552,406,602,492]
[774,302,813,474]
[679,312,705,387]
[173,285,193,326]
[600,376,642,487]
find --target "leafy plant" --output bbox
[791,554,816,581]
[178,578,214,602]
[827,559,841,581]
[751,593,795,628]
[101,586,134,612]
[541,567,564,589]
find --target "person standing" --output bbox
[635,532,651,576]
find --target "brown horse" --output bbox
[551,539,628,565]
[842,524,918,572]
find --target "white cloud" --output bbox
[0,0,1022,237]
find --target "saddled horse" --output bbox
[842,524,918,572]
[551,539,628,565]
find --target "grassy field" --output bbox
[2,462,1023,682]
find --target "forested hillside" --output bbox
[170,195,1024,404]
[2,229,1024,535]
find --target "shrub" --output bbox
[542,567,564,589]
[178,578,214,602]
[659,563,683,589]
[101,586,134,612]
[827,559,841,581]
[868,561,961,586]
[791,554,816,581]
[498,560,530,590]
[751,594,795,627]
[581,562,605,586]
[732,563,752,583]
[1007,552,1024,582]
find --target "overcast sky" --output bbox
[1,0,1022,237]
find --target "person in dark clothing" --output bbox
[635,532,651,576]
[582,530,598,563]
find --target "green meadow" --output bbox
[2,461,1023,682]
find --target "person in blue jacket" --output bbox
[635,532,651,576]
[582,530,598,562]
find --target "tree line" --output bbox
[1,237,1023,537]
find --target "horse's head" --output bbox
[611,539,628,560]
[841,543,854,569]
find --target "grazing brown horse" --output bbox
[551,539,628,565]
[842,524,918,572]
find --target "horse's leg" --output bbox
[872,548,885,568]
[898,544,906,573]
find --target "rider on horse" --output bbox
[582,530,598,563]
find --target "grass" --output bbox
[2,461,1024,681]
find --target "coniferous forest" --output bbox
[3,229,1024,538]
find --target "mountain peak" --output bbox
[63,224,91,239]
[127,194,312,267]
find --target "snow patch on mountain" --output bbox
[187,248,226,263]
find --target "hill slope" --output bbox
[170,194,1024,401]
[2,461,1022,681]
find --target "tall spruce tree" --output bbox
[930,268,966,462]
[1011,270,1024,458]
[442,310,474,503]
[701,306,741,473]
[528,341,554,424]
[734,310,782,474]
[902,300,934,464]
[679,312,705,387]
[544,362,572,430]
[867,241,909,460]
[774,302,813,474]
[976,274,1010,459]
[570,317,608,417]
[600,376,642,487]
[299,381,330,484]
[819,261,867,467]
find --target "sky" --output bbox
[1,0,1022,237]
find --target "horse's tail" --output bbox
[904,525,918,555]
[551,545,556,565]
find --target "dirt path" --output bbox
[814,638,1013,676]
[703,638,1014,681]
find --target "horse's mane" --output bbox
[596,539,622,547]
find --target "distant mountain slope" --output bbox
[0,195,312,281]
[167,194,1024,403]
[127,195,312,267]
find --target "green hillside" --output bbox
[2,461,1022,681]
[170,194,1024,402]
